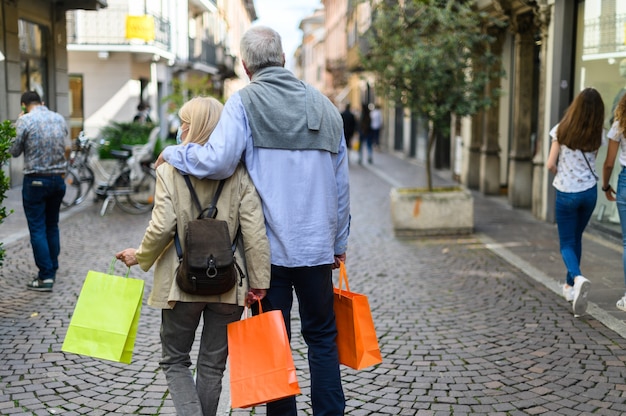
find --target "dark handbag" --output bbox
[174,176,241,295]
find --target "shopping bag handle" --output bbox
[242,298,263,320]
[109,258,131,278]
[337,261,350,295]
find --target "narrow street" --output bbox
[2,149,626,415]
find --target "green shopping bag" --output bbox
[62,260,144,364]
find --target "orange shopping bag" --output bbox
[227,301,300,408]
[334,261,382,370]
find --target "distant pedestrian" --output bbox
[546,87,605,316]
[369,103,382,148]
[166,102,181,141]
[116,96,270,415]
[359,106,373,164]
[133,101,152,124]
[341,103,356,150]
[601,91,626,312]
[9,91,70,292]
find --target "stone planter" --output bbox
[390,186,474,237]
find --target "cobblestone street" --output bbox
[2,150,626,415]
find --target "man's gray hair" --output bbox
[241,26,284,74]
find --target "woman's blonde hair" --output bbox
[616,92,626,136]
[178,96,224,145]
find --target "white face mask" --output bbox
[176,127,184,144]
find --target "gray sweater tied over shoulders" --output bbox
[239,66,343,153]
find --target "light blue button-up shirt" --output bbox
[163,92,350,268]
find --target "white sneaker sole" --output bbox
[573,279,590,316]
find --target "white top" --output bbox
[607,120,626,167]
[550,124,603,193]
[370,108,382,130]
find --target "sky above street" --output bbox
[253,0,323,70]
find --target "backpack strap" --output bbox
[174,176,237,262]
[183,175,225,219]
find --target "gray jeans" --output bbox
[160,302,243,416]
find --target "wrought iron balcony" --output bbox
[66,5,170,51]
[189,38,236,78]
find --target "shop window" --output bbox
[18,19,47,101]
[575,0,626,227]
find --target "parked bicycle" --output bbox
[62,131,95,209]
[62,128,160,216]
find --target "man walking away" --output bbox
[341,103,356,150]
[10,91,70,292]
[370,103,383,148]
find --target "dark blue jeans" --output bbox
[264,264,345,416]
[359,132,373,162]
[615,168,626,289]
[22,175,65,281]
[555,186,597,287]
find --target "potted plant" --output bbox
[98,121,158,159]
[362,0,504,236]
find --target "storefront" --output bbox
[573,0,626,233]
[0,0,106,186]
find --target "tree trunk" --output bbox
[426,120,436,191]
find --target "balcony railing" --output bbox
[189,38,236,78]
[189,38,217,65]
[583,13,626,58]
[66,6,170,50]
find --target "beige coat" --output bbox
[135,163,271,309]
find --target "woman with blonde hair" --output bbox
[546,87,605,317]
[602,92,626,312]
[116,96,270,415]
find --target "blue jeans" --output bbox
[615,168,626,289]
[555,186,597,287]
[264,265,345,416]
[22,175,65,281]
[160,302,243,416]
[371,128,380,146]
[359,132,373,163]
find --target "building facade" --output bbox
[461,0,624,233]
[318,0,623,233]
[66,0,255,143]
[0,0,107,186]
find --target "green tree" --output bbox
[363,0,504,190]
[162,75,219,114]
[0,120,15,266]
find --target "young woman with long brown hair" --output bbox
[546,87,605,317]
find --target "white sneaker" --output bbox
[616,295,626,312]
[572,275,590,316]
[562,284,574,302]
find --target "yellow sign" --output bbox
[126,15,155,42]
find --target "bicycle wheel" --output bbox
[114,167,156,214]
[61,170,81,209]
[74,164,95,205]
